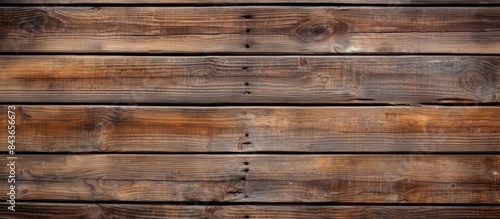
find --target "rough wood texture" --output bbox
[2,105,500,153]
[2,7,500,54]
[2,0,500,4]
[1,203,500,219]
[1,2,499,216]
[1,155,498,203]
[1,56,499,103]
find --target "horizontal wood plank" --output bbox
[2,106,499,153]
[2,0,500,4]
[1,56,499,103]
[1,203,500,219]
[1,155,498,203]
[1,7,500,54]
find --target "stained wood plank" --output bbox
[1,56,499,103]
[1,155,498,203]
[2,0,500,4]
[2,7,500,54]
[2,105,499,153]
[1,203,500,219]
[11,178,499,203]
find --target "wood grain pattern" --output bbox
[1,56,499,103]
[1,155,498,203]
[1,2,499,216]
[2,7,500,54]
[2,106,500,153]
[2,0,500,4]
[2,203,500,219]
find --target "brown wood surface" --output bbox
[1,203,500,219]
[1,2,499,216]
[1,56,499,103]
[2,7,500,54]
[2,106,500,153]
[1,155,498,203]
[2,0,500,4]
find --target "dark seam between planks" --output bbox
[10,200,500,206]
[3,3,500,7]
[10,151,500,155]
[1,102,499,106]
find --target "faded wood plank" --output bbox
[2,0,500,4]
[1,106,499,153]
[1,56,499,103]
[1,203,500,219]
[2,7,500,54]
[1,155,498,203]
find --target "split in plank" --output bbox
[2,7,500,53]
[1,155,498,203]
[2,105,499,153]
[1,56,499,103]
[1,203,500,219]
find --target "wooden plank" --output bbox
[1,203,500,219]
[2,105,499,153]
[1,7,500,54]
[2,0,500,5]
[1,155,498,203]
[1,56,499,103]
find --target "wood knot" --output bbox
[459,68,495,100]
[87,204,102,218]
[20,14,65,33]
[292,19,348,43]
[108,107,127,124]
[20,16,46,33]
[193,68,215,81]
[299,57,309,69]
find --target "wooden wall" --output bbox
[0,0,499,218]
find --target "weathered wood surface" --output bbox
[1,2,499,217]
[1,203,500,219]
[2,0,500,5]
[1,155,498,203]
[2,106,500,153]
[1,56,499,103]
[2,7,500,54]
